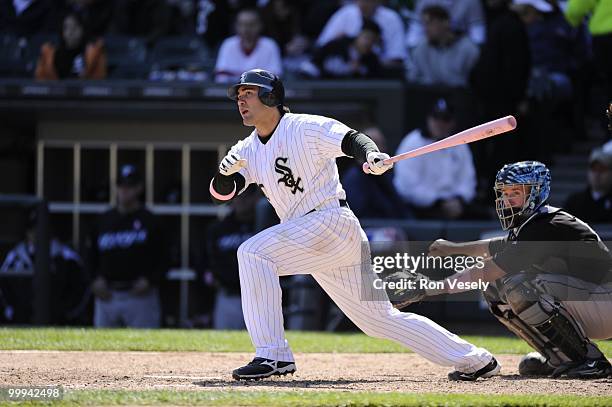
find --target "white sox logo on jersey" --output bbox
[275,157,304,194]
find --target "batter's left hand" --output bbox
[365,152,393,175]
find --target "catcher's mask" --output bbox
[494,161,551,230]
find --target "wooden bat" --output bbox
[363,115,517,173]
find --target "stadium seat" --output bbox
[0,34,28,77]
[104,35,149,79]
[149,36,213,74]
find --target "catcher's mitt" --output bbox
[383,270,429,310]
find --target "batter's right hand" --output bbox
[428,239,457,257]
[365,152,393,175]
[219,153,247,176]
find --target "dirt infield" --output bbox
[0,351,610,395]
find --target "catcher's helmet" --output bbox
[494,161,551,230]
[227,69,284,107]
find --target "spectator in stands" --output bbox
[564,146,612,223]
[406,0,486,48]
[0,0,55,37]
[65,0,114,38]
[166,0,232,49]
[342,126,409,218]
[512,0,579,105]
[316,0,405,68]
[302,19,382,79]
[109,0,170,47]
[393,98,477,220]
[0,210,88,324]
[205,185,261,329]
[214,8,282,83]
[470,0,530,189]
[406,5,480,87]
[260,0,309,58]
[86,165,167,328]
[510,0,584,164]
[564,0,612,100]
[35,12,106,80]
[299,0,340,42]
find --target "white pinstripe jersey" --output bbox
[230,113,352,222]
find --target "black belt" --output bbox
[306,199,348,215]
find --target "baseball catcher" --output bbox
[393,161,612,379]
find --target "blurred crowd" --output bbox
[0,1,608,88]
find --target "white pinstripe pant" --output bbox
[237,206,492,372]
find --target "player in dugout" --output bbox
[392,160,612,379]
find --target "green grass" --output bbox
[9,390,612,406]
[0,328,610,355]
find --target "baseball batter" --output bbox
[209,69,499,381]
[395,161,612,379]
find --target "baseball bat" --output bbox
[363,115,517,173]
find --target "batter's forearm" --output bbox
[210,172,246,204]
[341,130,379,163]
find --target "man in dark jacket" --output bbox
[87,164,167,328]
[565,147,612,223]
[470,0,531,187]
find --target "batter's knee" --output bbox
[237,235,262,261]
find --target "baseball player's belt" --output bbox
[306,199,349,215]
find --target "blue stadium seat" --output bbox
[104,35,149,79]
[149,36,213,74]
[0,34,28,77]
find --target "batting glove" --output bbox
[366,152,393,175]
[219,153,246,176]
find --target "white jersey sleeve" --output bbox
[302,116,352,161]
[227,136,254,194]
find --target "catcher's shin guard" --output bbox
[488,300,568,367]
[499,274,605,364]
[533,304,605,362]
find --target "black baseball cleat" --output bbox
[448,357,501,381]
[551,357,612,379]
[518,352,555,376]
[232,357,296,381]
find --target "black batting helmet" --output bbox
[227,69,285,107]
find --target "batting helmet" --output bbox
[227,69,285,107]
[494,161,551,230]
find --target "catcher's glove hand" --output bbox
[384,270,429,310]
